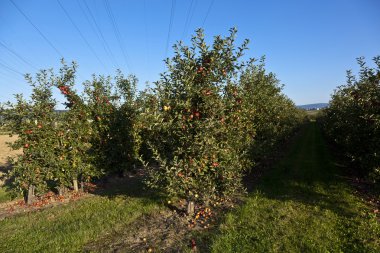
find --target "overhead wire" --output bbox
[182,0,197,40]
[103,0,132,72]
[0,40,38,71]
[78,0,120,70]
[0,71,27,101]
[56,0,108,72]
[9,0,63,58]
[181,0,194,40]
[201,0,215,27]
[0,61,24,76]
[143,0,150,70]
[165,0,176,58]
[0,69,25,83]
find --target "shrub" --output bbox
[53,62,97,193]
[3,70,58,202]
[142,28,255,210]
[240,57,305,161]
[323,56,380,181]
[3,61,140,202]
[83,72,140,175]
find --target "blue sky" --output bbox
[0,0,379,108]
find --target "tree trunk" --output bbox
[80,181,84,192]
[73,179,79,192]
[26,185,35,205]
[58,185,66,196]
[187,200,195,215]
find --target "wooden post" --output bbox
[58,185,66,196]
[26,185,35,205]
[73,179,79,192]
[187,200,195,215]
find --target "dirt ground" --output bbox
[0,135,21,185]
[0,135,20,165]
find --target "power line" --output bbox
[56,0,108,72]
[9,0,63,58]
[201,0,215,27]
[103,0,132,72]
[182,0,197,40]
[78,0,120,70]
[0,69,25,83]
[0,61,24,76]
[182,0,194,40]
[143,0,150,70]
[0,40,38,71]
[165,0,176,58]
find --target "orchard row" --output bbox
[1,29,305,207]
[322,56,380,182]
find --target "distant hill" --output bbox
[297,103,329,110]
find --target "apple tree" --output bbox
[143,28,254,212]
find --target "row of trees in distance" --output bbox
[1,29,305,209]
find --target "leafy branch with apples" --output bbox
[1,29,304,209]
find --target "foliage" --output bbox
[239,57,305,161]
[83,72,140,175]
[323,56,380,181]
[2,61,140,198]
[2,29,303,204]
[51,62,98,191]
[2,70,58,195]
[209,123,380,252]
[141,28,253,204]
[142,28,302,205]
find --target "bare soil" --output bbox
[84,209,193,252]
[0,191,93,221]
[0,134,20,165]
[0,135,21,185]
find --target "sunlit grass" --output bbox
[209,123,380,252]
[0,187,12,203]
[0,179,162,252]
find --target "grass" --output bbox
[0,187,13,203]
[208,122,380,252]
[0,178,162,252]
[0,123,379,252]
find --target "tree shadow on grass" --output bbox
[0,162,17,200]
[91,172,164,205]
[257,177,359,218]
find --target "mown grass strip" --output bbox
[0,188,13,203]
[0,179,161,252]
[209,123,380,252]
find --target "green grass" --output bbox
[209,123,380,252]
[0,178,162,252]
[0,187,13,203]
[1,123,379,252]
